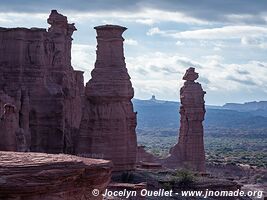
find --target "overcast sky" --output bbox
[1,0,267,105]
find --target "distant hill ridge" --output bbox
[133,96,267,129]
[223,101,267,111]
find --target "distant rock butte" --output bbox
[0,151,112,200]
[164,67,206,172]
[76,25,137,171]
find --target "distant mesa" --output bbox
[150,95,156,101]
[223,101,267,111]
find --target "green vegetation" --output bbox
[137,127,267,168]
[173,169,195,188]
[134,99,267,168]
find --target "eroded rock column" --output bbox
[178,67,206,172]
[77,25,137,171]
[164,67,206,172]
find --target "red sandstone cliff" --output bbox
[0,10,84,153]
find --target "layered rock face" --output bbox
[76,25,137,171]
[0,151,112,200]
[164,67,206,172]
[0,10,84,153]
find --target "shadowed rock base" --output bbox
[0,151,112,200]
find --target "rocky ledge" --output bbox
[0,151,112,200]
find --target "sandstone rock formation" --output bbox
[0,10,138,171]
[0,151,112,200]
[164,67,206,172]
[0,10,84,153]
[0,104,19,151]
[137,146,157,164]
[76,25,137,171]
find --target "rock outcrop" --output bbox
[164,67,206,172]
[0,104,19,151]
[0,151,112,200]
[0,10,138,171]
[137,146,157,164]
[76,25,137,171]
[0,10,84,153]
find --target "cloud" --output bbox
[135,18,154,25]
[147,26,267,40]
[235,69,250,75]
[146,27,163,35]
[125,38,138,46]
[226,76,257,86]
[70,43,267,104]
[177,26,267,40]
[71,44,96,81]
[1,0,267,25]
[225,14,267,25]
[176,41,184,46]
[126,51,267,103]
[0,1,266,105]
[241,36,267,49]
[0,9,209,30]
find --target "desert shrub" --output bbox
[162,182,173,190]
[173,169,195,188]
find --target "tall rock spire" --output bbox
[77,25,137,171]
[164,67,206,172]
[178,67,206,172]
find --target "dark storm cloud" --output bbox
[145,0,267,24]
[1,0,267,24]
[0,0,141,12]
